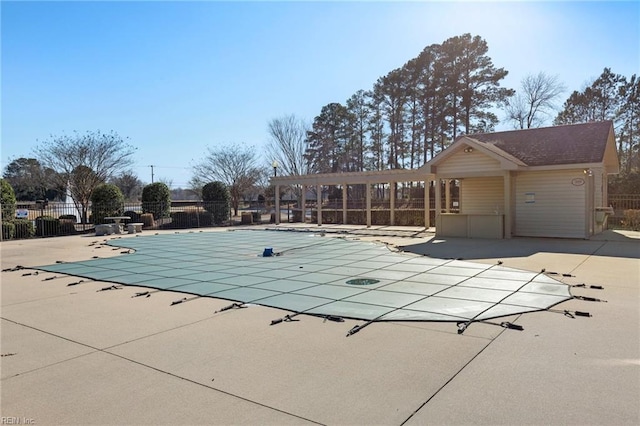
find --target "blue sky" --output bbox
[2,1,639,188]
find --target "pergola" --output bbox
[271,169,437,227]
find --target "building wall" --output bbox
[437,150,502,175]
[460,177,504,214]
[514,170,587,238]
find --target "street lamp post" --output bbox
[272,160,279,223]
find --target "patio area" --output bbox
[1,225,638,425]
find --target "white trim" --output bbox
[525,163,604,172]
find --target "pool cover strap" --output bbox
[215,302,246,313]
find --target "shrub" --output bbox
[241,212,253,224]
[141,183,171,219]
[1,179,17,220]
[59,219,76,235]
[292,209,304,222]
[169,209,214,229]
[35,216,60,237]
[91,184,125,224]
[140,213,155,228]
[204,202,231,225]
[2,221,15,240]
[202,181,230,224]
[622,209,640,231]
[199,211,214,227]
[170,211,195,229]
[13,219,35,239]
[59,214,78,222]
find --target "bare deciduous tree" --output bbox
[109,170,144,201]
[190,144,261,216]
[33,130,136,223]
[265,114,310,202]
[266,115,310,176]
[506,72,566,129]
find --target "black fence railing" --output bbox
[1,201,239,240]
[608,194,640,228]
[2,194,638,240]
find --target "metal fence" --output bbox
[304,198,439,226]
[1,201,242,240]
[608,194,640,227]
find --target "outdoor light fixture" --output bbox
[583,168,593,176]
[463,147,474,153]
[272,160,279,177]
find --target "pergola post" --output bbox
[389,181,396,226]
[435,178,442,219]
[301,185,306,223]
[424,180,430,228]
[275,184,280,225]
[317,184,322,226]
[366,183,372,227]
[504,172,512,239]
[445,179,451,213]
[342,184,348,224]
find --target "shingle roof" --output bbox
[461,121,613,166]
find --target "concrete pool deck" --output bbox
[1,226,639,425]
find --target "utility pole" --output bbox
[149,165,154,183]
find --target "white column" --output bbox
[366,183,372,227]
[389,182,396,226]
[503,172,511,239]
[301,185,306,223]
[275,185,280,225]
[317,184,322,226]
[445,179,451,213]
[342,184,348,224]
[435,178,441,215]
[424,180,430,228]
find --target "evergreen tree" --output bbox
[305,103,352,173]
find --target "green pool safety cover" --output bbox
[34,230,573,331]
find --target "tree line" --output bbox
[300,34,638,181]
[2,33,639,213]
[304,33,514,174]
[553,68,639,178]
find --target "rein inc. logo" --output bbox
[1,418,35,425]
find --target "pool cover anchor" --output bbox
[214,302,246,313]
[346,322,372,337]
[97,285,122,292]
[562,310,591,319]
[457,320,524,335]
[2,265,25,272]
[270,313,343,325]
[573,295,607,303]
[270,314,300,325]
[544,270,575,277]
[571,283,604,290]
